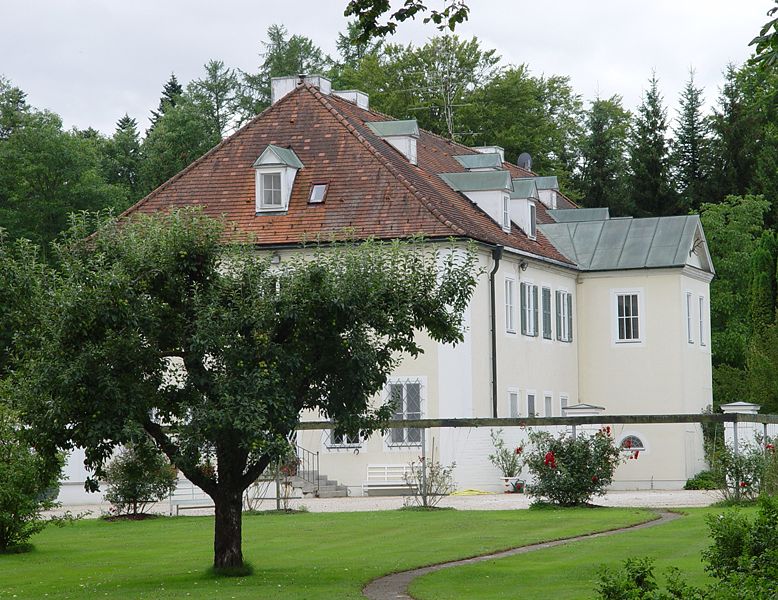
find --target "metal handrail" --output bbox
[294,444,320,496]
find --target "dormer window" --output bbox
[502,195,511,231]
[253,144,303,213]
[366,119,419,165]
[528,202,537,239]
[261,173,283,208]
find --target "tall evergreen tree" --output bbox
[576,95,631,214]
[628,73,678,217]
[239,25,331,117]
[102,114,141,203]
[748,231,777,333]
[188,60,240,137]
[672,70,710,211]
[0,76,29,140]
[148,74,183,133]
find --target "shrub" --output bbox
[0,407,63,552]
[103,439,177,516]
[523,428,622,506]
[684,469,722,490]
[404,440,456,508]
[487,428,523,477]
[713,440,776,502]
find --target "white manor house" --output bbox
[60,75,715,503]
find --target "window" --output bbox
[309,183,328,203]
[388,380,422,446]
[620,435,645,451]
[616,292,641,342]
[502,195,511,230]
[541,287,552,339]
[544,394,552,417]
[560,394,569,413]
[528,202,537,239]
[260,172,282,208]
[527,392,536,417]
[508,390,519,418]
[699,296,706,346]
[520,282,539,337]
[686,292,694,344]
[505,278,516,333]
[328,430,360,448]
[556,290,573,342]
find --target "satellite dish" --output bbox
[517,152,532,171]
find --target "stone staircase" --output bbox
[292,470,349,498]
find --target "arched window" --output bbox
[621,435,645,451]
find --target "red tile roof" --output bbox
[124,84,573,265]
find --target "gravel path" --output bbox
[362,511,681,600]
[49,489,719,518]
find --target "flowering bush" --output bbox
[714,437,778,502]
[487,429,523,478]
[523,428,622,506]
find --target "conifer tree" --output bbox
[577,95,631,215]
[748,231,777,333]
[628,73,678,217]
[148,74,183,133]
[188,60,240,138]
[102,114,141,202]
[672,70,710,211]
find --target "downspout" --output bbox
[489,245,504,418]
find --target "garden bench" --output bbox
[362,464,417,495]
[169,479,214,515]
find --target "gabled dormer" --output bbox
[454,153,503,171]
[366,119,419,165]
[510,178,539,239]
[440,171,513,232]
[253,145,303,214]
[515,175,560,210]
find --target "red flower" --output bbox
[766,444,775,452]
[606,426,611,435]
[740,481,748,488]
[515,446,523,455]
[624,439,633,449]
[544,451,556,469]
[591,475,599,482]
[632,450,640,460]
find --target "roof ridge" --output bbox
[120,89,301,220]
[305,84,467,237]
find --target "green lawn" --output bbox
[410,506,759,600]
[0,508,653,599]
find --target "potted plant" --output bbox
[488,429,524,493]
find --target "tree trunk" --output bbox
[213,491,243,569]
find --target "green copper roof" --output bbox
[439,171,512,192]
[510,178,539,199]
[539,215,708,271]
[454,153,503,170]
[366,119,419,137]
[515,175,559,190]
[548,208,610,222]
[253,144,304,169]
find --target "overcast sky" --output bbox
[0,1,770,135]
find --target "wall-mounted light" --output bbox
[270,252,281,265]
[519,260,529,272]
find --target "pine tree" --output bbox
[577,95,631,215]
[672,70,710,211]
[628,73,678,217]
[188,60,240,137]
[102,114,141,202]
[148,74,183,132]
[748,231,777,333]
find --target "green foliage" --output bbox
[711,441,777,502]
[103,438,177,516]
[684,470,722,491]
[0,75,28,140]
[0,405,63,552]
[403,441,455,508]
[188,60,241,137]
[148,73,183,133]
[487,428,522,478]
[596,557,661,600]
[523,428,622,506]
[344,0,470,43]
[576,94,632,214]
[749,1,778,69]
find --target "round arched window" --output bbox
[621,435,645,451]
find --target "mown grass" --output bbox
[0,508,652,599]
[410,506,760,600]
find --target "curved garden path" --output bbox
[362,510,680,600]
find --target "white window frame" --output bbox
[526,390,537,417]
[502,195,511,232]
[543,392,553,417]
[559,394,569,414]
[521,281,539,337]
[685,292,694,344]
[528,201,537,239]
[259,171,283,209]
[699,295,706,347]
[619,432,648,454]
[505,277,516,334]
[309,183,328,204]
[612,289,644,345]
[556,289,573,343]
[385,378,425,448]
[327,429,362,449]
[508,387,520,418]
